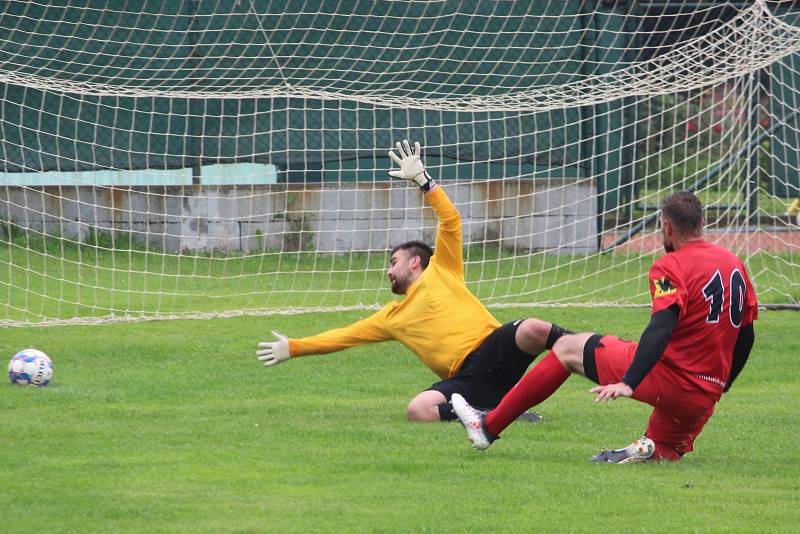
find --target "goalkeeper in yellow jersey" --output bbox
[256,140,571,422]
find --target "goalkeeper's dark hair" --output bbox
[391,240,434,269]
[661,191,703,236]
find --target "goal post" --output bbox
[1,0,799,325]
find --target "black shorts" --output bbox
[427,320,536,410]
[582,333,604,384]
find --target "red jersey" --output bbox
[648,240,758,397]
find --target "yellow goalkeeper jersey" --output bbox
[288,186,501,379]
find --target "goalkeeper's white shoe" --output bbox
[451,393,496,450]
[590,436,655,464]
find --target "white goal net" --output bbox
[1,0,799,325]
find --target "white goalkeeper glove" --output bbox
[256,330,290,367]
[388,140,436,191]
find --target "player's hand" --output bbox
[589,382,634,403]
[256,330,290,367]
[388,140,434,190]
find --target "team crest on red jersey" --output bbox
[652,276,677,298]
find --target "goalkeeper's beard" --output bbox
[391,279,407,295]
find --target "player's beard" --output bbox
[391,278,407,295]
[662,230,674,253]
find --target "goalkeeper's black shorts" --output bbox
[427,320,536,410]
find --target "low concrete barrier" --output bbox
[1,179,597,254]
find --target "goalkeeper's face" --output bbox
[387,249,420,295]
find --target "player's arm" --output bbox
[622,304,680,389]
[726,265,757,392]
[256,308,392,367]
[593,258,685,401]
[591,305,679,402]
[388,140,463,277]
[724,322,755,392]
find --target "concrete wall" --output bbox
[0,179,597,254]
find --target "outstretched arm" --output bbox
[590,305,679,402]
[388,140,463,277]
[255,308,392,367]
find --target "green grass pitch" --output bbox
[1,307,798,532]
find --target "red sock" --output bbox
[485,351,570,436]
[652,441,682,461]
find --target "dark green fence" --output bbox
[1,1,638,207]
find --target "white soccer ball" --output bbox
[8,348,53,387]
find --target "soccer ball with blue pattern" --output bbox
[8,349,53,387]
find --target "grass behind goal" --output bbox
[3,234,798,324]
[0,308,797,532]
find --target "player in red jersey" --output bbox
[451,191,758,462]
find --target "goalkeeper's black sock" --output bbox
[545,323,574,350]
[437,402,458,421]
[438,401,492,421]
[439,401,541,423]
